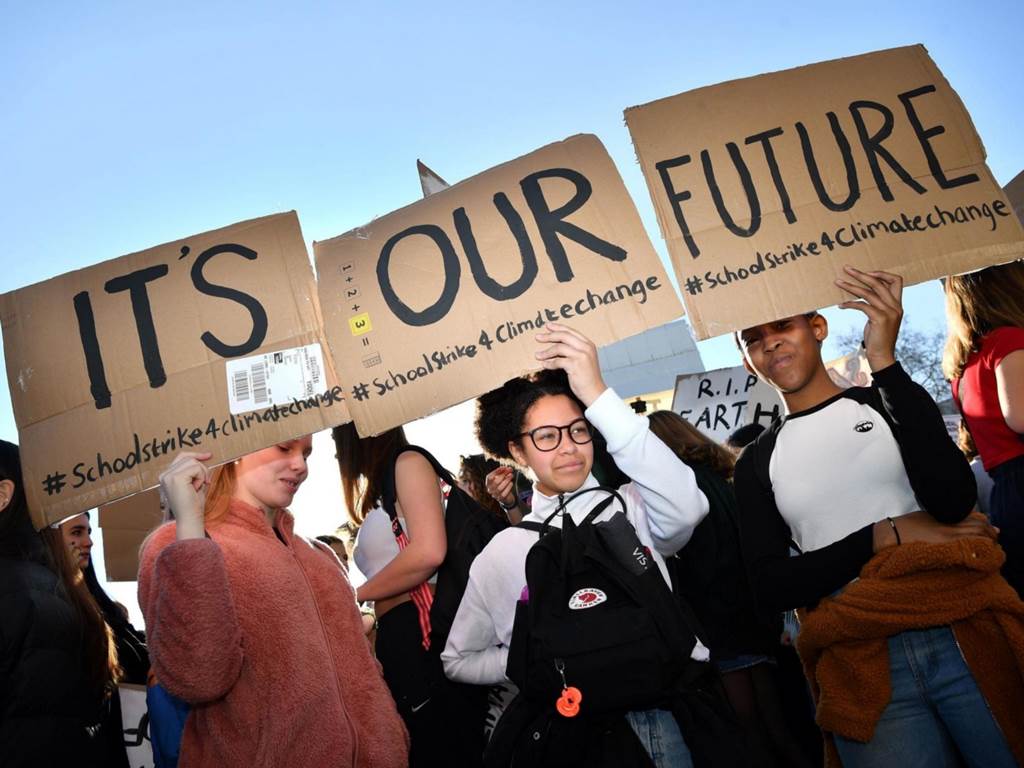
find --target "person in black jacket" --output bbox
[0,439,126,768]
[648,411,817,768]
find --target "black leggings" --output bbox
[376,601,486,768]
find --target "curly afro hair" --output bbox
[475,369,586,463]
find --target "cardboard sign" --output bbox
[1006,170,1024,225]
[824,350,873,388]
[1,212,350,528]
[120,684,156,768]
[99,488,163,581]
[626,45,1024,339]
[671,366,783,443]
[315,134,683,435]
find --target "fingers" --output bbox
[536,322,591,348]
[160,451,213,494]
[535,323,596,362]
[835,266,903,312]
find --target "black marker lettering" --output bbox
[104,264,169,389]
[849,100,927,202]
[521,168,626,281]
[377,225,460,327]
[191,244,268,357]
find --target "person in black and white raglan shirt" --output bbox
[442,322,710,768]
[734,265,1019,767]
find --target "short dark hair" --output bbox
[475,370,585,462]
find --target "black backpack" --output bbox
[382,445,509,656]
[489,487,748,768]
[504,486,696,717]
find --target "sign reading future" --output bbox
[626,45,1024,339]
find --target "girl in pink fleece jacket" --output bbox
[138,438,409,768]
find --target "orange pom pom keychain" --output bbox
[554,659,582,718]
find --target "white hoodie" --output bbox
[442,388,710,686]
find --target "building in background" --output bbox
[598,319,704,413]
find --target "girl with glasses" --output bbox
[441,323,711,768]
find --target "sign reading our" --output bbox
[671,366,783,443]
[626,45,1024,339]
[1,212,350,528]
[315,134,683,436]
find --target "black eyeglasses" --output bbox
[518,418,593,452]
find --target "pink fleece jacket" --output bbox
[138,499,408,767]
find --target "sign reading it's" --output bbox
[626,45,1024,339]
[315,134,682,436]
[1,212,350,527]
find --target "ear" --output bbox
[0,479,14,513]
[810,313,829,344]
[508,439,527,468]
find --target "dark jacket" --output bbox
[0,524,124,768]
[671,464,780,661]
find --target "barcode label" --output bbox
[225,343,327,415]
[251,362,268,404]
[232,370,250,402]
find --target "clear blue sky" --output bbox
[3,0,1023,447]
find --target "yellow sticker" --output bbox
[349,312,372,336]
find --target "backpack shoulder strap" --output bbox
[516,495,616,537]
[518,521,545,533]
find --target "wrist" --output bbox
[866,353,897,372]
[578,383,608,408]
[498,496,518,512]
[175,516,206,541]
[872,519,897,553]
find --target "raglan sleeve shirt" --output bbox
[736,362,977,615]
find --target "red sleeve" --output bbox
[986,326,1024,366]
[137,523,245,703]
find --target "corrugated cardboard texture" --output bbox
[98,488,162,581]
[315,134,683,436]
[626,45,1024,339]
[1006,170,1024,224]
[1,212,350,528]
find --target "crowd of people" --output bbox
[2,261,1023,767]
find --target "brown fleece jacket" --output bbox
[138,500,409,768]
[797,538,1024,767]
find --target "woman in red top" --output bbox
[944,260,1024,596]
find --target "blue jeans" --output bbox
[833,627,1015,768]
[625,708,693,768]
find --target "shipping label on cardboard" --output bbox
[626,45,1024,339]
[671,366,783,443]
[225,342,326,415]
[315,134,683,436]
[0,212,350,528]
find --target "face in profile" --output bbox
[235,436,313,514]
[326,541,349,571]
[509,394,594,498]
[60,513,93,569]
[738,314,827,394]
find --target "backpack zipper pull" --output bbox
[554,658,582,718]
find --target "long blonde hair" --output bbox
[942,260,1024,381]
